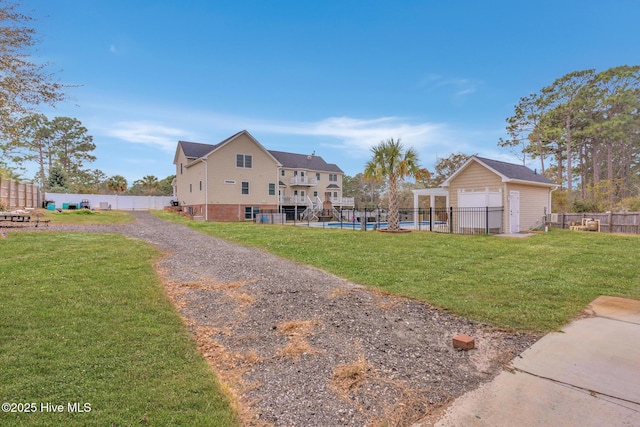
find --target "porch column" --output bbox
[414,191,419,228]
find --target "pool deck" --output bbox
[293,221,449,232]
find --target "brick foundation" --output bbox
[181,204,278,222]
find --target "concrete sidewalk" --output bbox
[434,296,640,427]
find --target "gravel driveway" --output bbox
[37,212,538,426]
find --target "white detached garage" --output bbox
[414,156,557,233]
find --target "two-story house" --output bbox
[270,150,353,220]
[173,130,353,221]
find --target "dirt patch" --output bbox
[330,356,370,394]
[275,320,321,359]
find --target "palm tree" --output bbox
[364,138,426,231]
[140,175,159,196]
[105,175,128,195]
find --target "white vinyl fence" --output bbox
[45,193,174,211]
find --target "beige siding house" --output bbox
[271,150,353,220]
[173,130,352,221]
[414,156,557,233]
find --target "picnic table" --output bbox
[0,212,50,227]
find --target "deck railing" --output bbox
[279,196,355,207]
[289,176,317,186]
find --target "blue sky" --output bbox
[27,0,640,183]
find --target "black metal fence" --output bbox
[256,207,505,235]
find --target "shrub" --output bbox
[572,198,599,213]
[617,196,640,212]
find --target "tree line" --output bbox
[500,66,640,212]
[1,112,175,195]
[0,2,174,196]
[345,67,639,213]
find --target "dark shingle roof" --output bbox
[178,130,248,160]
[178,140,219,159]
[475,156,556,185]
[268,150,344,173]
[177,131,344,175]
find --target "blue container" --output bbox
[47,203,55,211]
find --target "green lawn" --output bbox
[3,211,634,425]
[39,209,134,225]
[154,211,640,332]
[0,232,239,426]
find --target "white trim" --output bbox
[509,190,520,233]
[412,188,450,228]
[441,156,557,188]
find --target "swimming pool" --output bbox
[305,221,445,230]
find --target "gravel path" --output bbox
[28,212,538,426]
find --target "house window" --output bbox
[180,163,183,174]
[243,206,260,220]
[189,183,192,193]
[236,154,252,168]
[281,169,285,176]
[241,181,249,195]
[268,183,275,196]
[316,173,320,180]
[244,206,260,220]
[199,181,202,191]
[313,191,318,197]
[333,192,338,198]
[329,174,338,182]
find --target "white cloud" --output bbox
[73,97,459,171]
[455,88,476,97]
[79,96,447,158]
[418,74,479,99]
[104,121,191,152]
[238,116,448,159]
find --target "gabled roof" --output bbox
[268,150,344,173]
[442,156,557,188]
[174,130,344,174]
[177,140,221,160]
[174,130,281,167]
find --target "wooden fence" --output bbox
[550,212,640,235]
[0,178,43,210]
